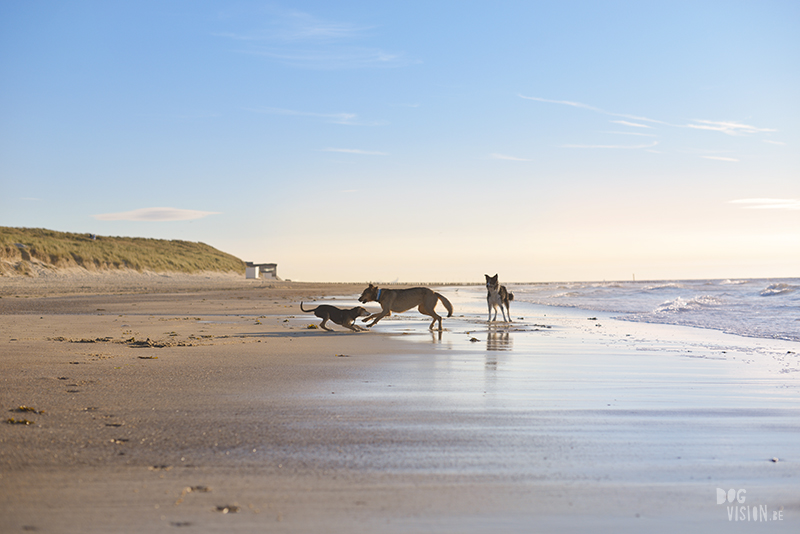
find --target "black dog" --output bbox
[300,302,371,332]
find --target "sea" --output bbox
[507,278,799,343]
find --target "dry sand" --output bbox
[1,273,798,533]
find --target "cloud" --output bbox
[610,120,653,129]
[216,9,369,43]
[686,119,776,136]
[490,153,531,161]
[215,9,410,70]
[602,131,657,137]
[560,141,659,150]
[241,47,407,70]
[520,95,774,136]
[322,148,388,155]
[730,199,800,210]
[519,94,669,126]
[93,208,221,222]
[763,140,786,146]
[702,156,739,162]
[246,106,380,126]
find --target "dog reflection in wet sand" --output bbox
[358,284,453,331]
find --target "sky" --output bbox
[1,1,798,283]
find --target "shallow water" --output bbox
[284,288,799,489]
[500,278,799,342]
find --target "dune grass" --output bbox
[0,227,245,275]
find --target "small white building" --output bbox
[245,262,278,280]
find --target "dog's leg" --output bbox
[487,300,493,322]
[420,303,443,331]
[366,310,391,327]
[345,319,365,332]
[319,314,333,332]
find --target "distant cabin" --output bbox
[245,262,278,280]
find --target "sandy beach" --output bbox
[1,274,798,533]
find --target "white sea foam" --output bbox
[512,278,800,342]
[761,283,795,297]
[654,295,723,313]
[644,283,684,291]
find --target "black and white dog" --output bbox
[485,274,514,322]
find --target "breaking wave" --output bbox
[655,295,723,313]
[511,278,800,342]
[760,283,795,297]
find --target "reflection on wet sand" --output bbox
[487,326,513,352]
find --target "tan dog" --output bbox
[358,284,454,331]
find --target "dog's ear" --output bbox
[484,274,490,280]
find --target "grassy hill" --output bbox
[0,227,246,276]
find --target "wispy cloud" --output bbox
[216,9,410,70]
[520,95,774,136]
[490,153,531,161]
[686,119,776,136]
[610,120,653,129]
[216,10,369,42]
[702,155,739,162]
[322,148,388,155]
[519,95,670,126]
[730,199,800,210]
[93,208,220,222]
[560,141,659,150]
[763,140,786,146]
[246,106,380,126]
[601,131,657,137]
[242,47,406,70]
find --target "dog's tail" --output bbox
[436,293,454,317]
[508,291,514,301]
[300,302,316,313]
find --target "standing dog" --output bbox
[485,274,514,322]
[300,302,370,332]
[358,284,453,331]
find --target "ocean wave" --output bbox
[508,278,799,342]
[644,283,684,291]
[654,295,723,313]
[760,283,795,297]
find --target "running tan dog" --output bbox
[300,302,370,332]
[358,284,454,331]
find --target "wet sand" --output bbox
[1,275,798,532]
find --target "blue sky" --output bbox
[1,1,798,282]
